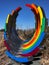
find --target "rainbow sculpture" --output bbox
[4,4,46,63]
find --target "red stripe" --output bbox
[4,40,10,51]
[26,4,33,9]
[16,7,21,12]
[20,47,39,57]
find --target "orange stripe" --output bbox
[23,20,40,47]
[22,4,41,48]
[31,4,38,14]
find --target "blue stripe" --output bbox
[4,32,8,40]
[22,32,45,54]
[5,51,29,63]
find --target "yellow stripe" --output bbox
[22,6,44,49]
[6,14,10,24]
[37,6,43,25]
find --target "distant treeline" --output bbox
[17,29,35,40]
[0,29,4,32]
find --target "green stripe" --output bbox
[22,17,45,51]
[41,18,45,32]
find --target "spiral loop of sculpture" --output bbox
[4,4,46,63]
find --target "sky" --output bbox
[0,0,49,30]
